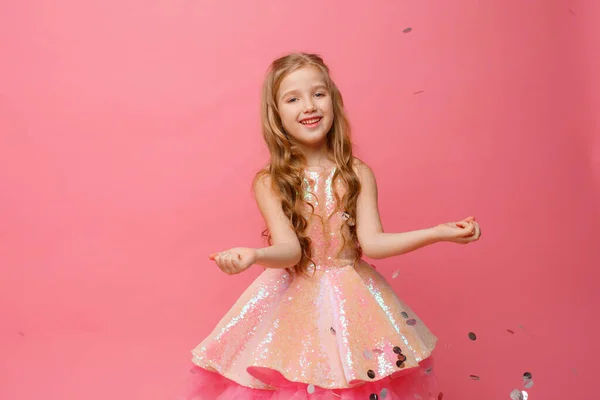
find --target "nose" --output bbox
[303,98,316,113]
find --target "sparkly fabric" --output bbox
[186,166,438,399]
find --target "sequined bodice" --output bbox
[302,166,357,268]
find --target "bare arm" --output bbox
[355,161,472,260]
[252,174,302,269]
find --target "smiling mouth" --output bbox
[300,117,322,125]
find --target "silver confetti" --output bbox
[380,388,388,399]
[524,380,534,389]
[363,349,373,360]
[401,311,409,319]
[510,389,528,400]
[392,270,399,279]
[307,384,315,394]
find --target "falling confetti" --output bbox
[363,349,373,360]
[18,332,25,337]
[401,311,409,319]
[468,332,477,341]
[330,327,336,335]
[523,372,532,380]
[569,8,576,16]
[380,388,388,399]
[403,27,412,33]
[372,348,384,355]
[510,389,529,400]
[413,90,424,95]
[369,394,378,400]
[469,375,480,380]
[572,367,578,376]
[367,369,376,379]
[425,367,433,375]
[506,329,515,334]
[519,325,525,330]
[406,319,417,326]
[438,393,444,400]
[392,270,399,279]
[307,384,315,394]
[189,367,197,374]
[524,380,534,389]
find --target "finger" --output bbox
[464,216,476,222]
[209,252,219,260]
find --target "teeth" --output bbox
[301,118,320,125]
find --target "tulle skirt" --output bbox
[184,356,439,400]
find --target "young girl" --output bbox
[186,53,481,400]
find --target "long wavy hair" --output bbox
[254,52,362,276]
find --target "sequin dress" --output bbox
[185,166,439,400]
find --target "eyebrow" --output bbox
[279,83,329,101]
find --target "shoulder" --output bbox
[352,157,376,183]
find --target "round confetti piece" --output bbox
[396,360,405,368]
[401,311,409,319]
[468,332,477,341]
[524,379,534,389]
[397,354,407,363]
[393,346,402,354]
[406,319,417,326]
[330,327,336,335]
[403,27,412,33]
[507,329,515,334]
[363,349,373,360]
[469,375,480,380]
[425,367,433,375]
[369,394,378,400]
[380,388,388,399]
[307,384,315,394]
[510,389,528,400]
[523,372,532,380]
[367,369,376,379]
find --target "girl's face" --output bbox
[276,66,334,151]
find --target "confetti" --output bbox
[510,389,528,400]
[406,319,417,326]
[380,388,388,398]
[468,332,477,341]
[330,327,336,335]
[18,332,25,337]
[469,375,480,380]
[507,329,515,334]
[403,27,412,33]
[569,8,576,16]
[438,393,444,400]
[401,311,409,319]
[372,348,384,355]
[307,384,315,394]
[392,270,399,279]
[367,369,376,379]
[413,90,424,95]
[393,346,403,354]
[572,367,578,376]
[519,325,525,329]
[523,372,532,380]
[425,367,433,375]
[369,394,378,400]
[524,380,534,389]
[363,349,373,360]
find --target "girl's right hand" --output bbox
[435,216,482,244]
[209,247,257,275]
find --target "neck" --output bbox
[298,142,331,168]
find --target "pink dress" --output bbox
[185,166,439,400]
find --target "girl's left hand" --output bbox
[436,216,482,244]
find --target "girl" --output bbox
[186,53,481,400]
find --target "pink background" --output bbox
[1,0,598,399]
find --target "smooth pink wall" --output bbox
[1,1,598,399]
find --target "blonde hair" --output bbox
[255,52,362,275]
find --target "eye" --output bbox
[314,92,325,98]
[287,97,298,103]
